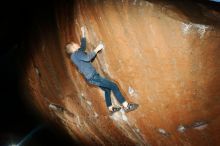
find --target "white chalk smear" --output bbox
[128,86,138,97]
[86,100,92,106]
[181,22,209,38]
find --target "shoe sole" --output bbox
[124,104,139,113]
[109,107,121,116]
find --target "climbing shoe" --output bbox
[123,103,139,113]
[109,106,121,115]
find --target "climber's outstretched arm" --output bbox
[79,26,86,51]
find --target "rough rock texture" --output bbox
[21,0,220,145]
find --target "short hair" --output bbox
[65,42,74,54]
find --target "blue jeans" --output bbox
[87,74,126,107]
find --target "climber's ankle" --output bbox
[122,101,128,108]
[108,105,113,111]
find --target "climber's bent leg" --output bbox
[99,86,112,107]
[88,74,126,105]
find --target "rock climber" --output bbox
[65,26,138,115]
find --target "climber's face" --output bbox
[71,43,80,51]
[66,42,80,54]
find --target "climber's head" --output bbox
[66,42,80,54]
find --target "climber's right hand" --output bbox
[94,43,104,53]
[81,26,86,37]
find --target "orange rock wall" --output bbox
[22,0,220,145]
